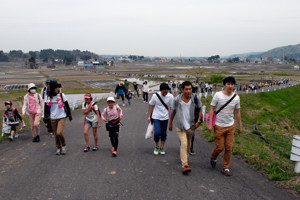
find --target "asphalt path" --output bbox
[0,96,297,200]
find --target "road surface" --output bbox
[0,96,297,200]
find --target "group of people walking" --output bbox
[147,76,242,176]
[4,79,124,157]
[4,76,242,176]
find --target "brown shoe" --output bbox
[182,166,191,175]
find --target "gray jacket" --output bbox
[172,93,202,130]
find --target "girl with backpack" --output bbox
[22,83,44,142]
[4,101,23,141]
[44,80,72,155]
[82,93,101,152]
[101,97,123,157]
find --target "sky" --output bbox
[1,0,300,57]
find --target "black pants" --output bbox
[134,89,139,97]
[143,92,148,102]
[45,118,53,133]
[109,126,119,151]
[190,132,195,151]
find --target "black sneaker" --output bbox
[36,135,40,142]
[92,146,98,151]
[189,150,196,156]
[222,168,232,176]
[210,158,217,168]
[32,136,38,142]
[84,146,90,152]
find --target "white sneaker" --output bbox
[61,146,66,155]
[159,148,166,155]
[8,136,13,141]
[154,146,159,156]
[14,134,19,139]
[55,148,61,155]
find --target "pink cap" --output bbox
[84,93,92,99]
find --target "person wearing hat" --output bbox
[22,83,44,142]
[101,97,123,157]
[82,93,101,152]
[44,80,72,155]
[115,81,126,106]
[41,78,53,135]
[4,100,23,141]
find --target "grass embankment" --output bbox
[200,84,300,192]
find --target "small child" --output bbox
[101,97,123,157]
[4,101,23,141]
[82,93,101,152]
[127,89,133,105]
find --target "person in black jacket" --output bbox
[44,80,72,155]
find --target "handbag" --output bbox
[206,93,236,128]
[106,119,120,131]
[145,123,154,139]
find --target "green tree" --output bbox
[63,56,73,65]
[209,74,225,89]
[9,50,24,58]
[80,55,91,61]
[0,51,9,62]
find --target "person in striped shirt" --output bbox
[208,76,242,176]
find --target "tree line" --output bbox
[0,49,101,65]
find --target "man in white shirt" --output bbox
[208,76,242,176]
[148,83,174,156]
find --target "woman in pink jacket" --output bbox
[22,83,44,142]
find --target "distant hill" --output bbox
[226,44,300,59]
[225,52,263,58]
[258,44,300,59]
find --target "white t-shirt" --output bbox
[149,92,174,120]
[210,91,240,127]
[180,99,192,130]
[82,102,99,122]
[142,84,149,93]
[50,93,67,119]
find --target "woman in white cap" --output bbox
[22,83,44,142]
[101,97,123,157]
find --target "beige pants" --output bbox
[177,128,194,168]
[51,118,66,148]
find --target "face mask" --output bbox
[30,89,36,94]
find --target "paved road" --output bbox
[0,96,297,200]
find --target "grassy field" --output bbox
[200,84,300,192]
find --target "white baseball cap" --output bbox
[107,97,115,102]
[28,83,37,92]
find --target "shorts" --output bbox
[85,120,98,128]
[9,124,19,131]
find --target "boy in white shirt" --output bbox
[208,76,242,176]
